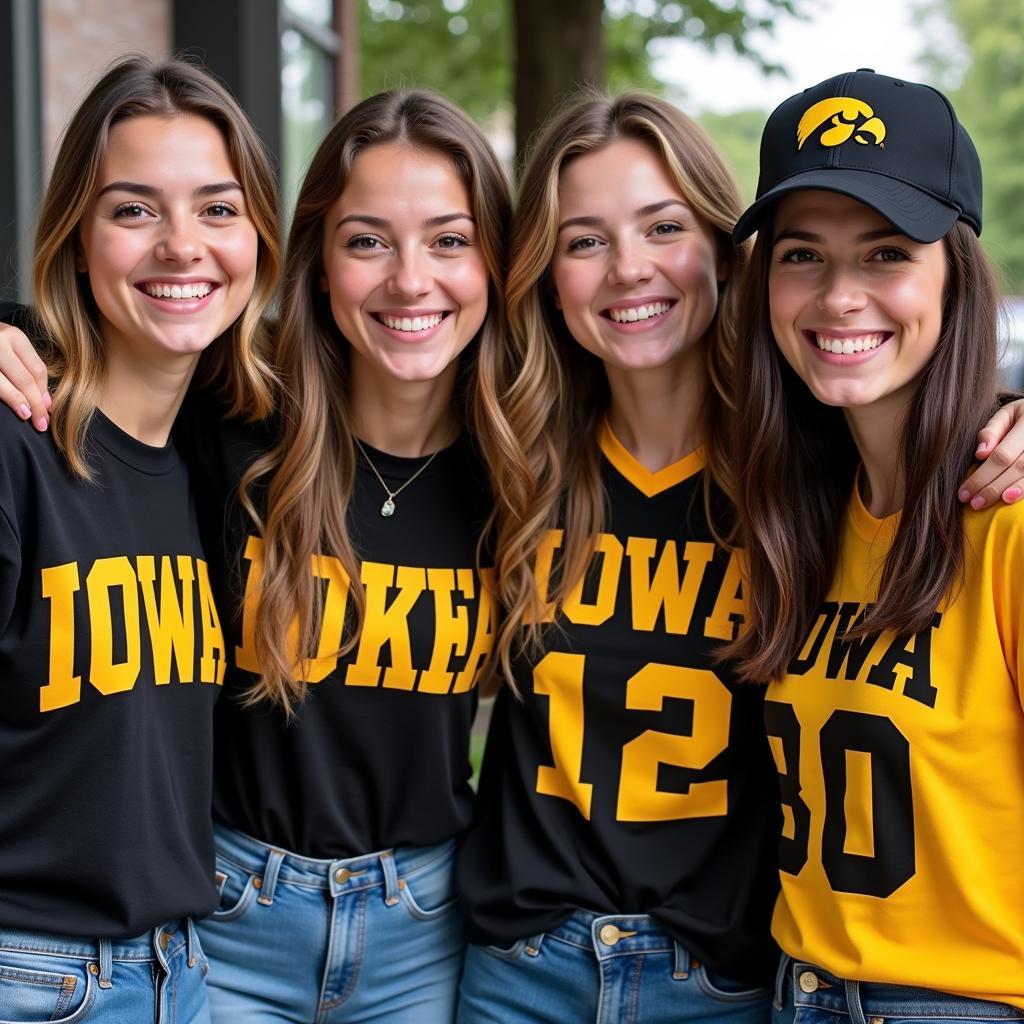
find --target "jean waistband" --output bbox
[533,910,690,976]
[213,822,455,903]
[0,919,201,989]
[776,956,1024,1021]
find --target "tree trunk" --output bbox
[513,0,604,166]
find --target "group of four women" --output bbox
[1,52,1023,1024]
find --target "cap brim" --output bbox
[732,168,960,245]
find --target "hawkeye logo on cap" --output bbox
[796,97,887,150]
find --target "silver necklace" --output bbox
[354,437,441,518]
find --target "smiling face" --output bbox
[78,113,258,367]
[769,190,947,413]
[550,138,724,376]
[320,142,489,388]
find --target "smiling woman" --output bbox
[0,55,279,1024]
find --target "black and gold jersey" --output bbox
[182,399,491,860]
[767,485,1024,1007]
[456,424,781,986]
[0,409,224,937]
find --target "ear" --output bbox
[319,271,329,293]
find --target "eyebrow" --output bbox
[773,226,905,245]
[557,198,689,234]
[335,212,475,231]
[96,181,244,198]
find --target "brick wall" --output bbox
[42,0,171,167]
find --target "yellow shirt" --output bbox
[767,484,1024,1006]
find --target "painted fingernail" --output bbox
[970,495,986,509]
[1006,487,1022,503]
[18,404,30,419]
[958,488,971,502]
[43,391,52,409]
[36,416,48,431]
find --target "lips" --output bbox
[602,300,675,323]
[804,329,893,356]
[373,311,449,333]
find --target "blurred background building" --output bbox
[2,0,1021,383]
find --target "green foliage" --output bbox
[359,0,799,128]
[919,0,1024,292]
[698,108,766,205]
[359,0,512,125]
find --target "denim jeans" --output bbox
[773,956,1024,1024]
[196,823,464,1023]
[0,920,209,1024]
[457,909,772,1024]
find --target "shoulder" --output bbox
[963,498,1024,566]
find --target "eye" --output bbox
[112,202,152,220]
[566,235,601,254]
[868,247,910,263]
[649,221,682,237]
[346,235,385,252]
[434,232,471,251]
[202,202,239,218]
[778,247,820,264]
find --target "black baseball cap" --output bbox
[732,69,982,244]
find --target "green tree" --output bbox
[359,0,798,158]
[698,108,766,205]
[920,0,1024,292]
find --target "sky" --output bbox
[651,0,959,114]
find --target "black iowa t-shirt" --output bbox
[456,424,781,985]
[0,409,225,937]
[183,399,489,859]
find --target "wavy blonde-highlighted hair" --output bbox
[493,90,748,685]
[242,90,513,713]
[32,55,281,477]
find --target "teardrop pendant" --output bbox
[380,497,396,518]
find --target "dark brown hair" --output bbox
[241,89,513,712]
[729,218,1000,682]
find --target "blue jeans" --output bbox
[457,910,772,1024]
[0,920,209,1024]
[773,956,1024,1023]
[197,823,464,1023]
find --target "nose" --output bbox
[155,212,205,265]
[388,245,432,298]
[608,237,654,287]
[816,264,868,319]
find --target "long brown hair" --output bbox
[492,90,747,685]
[32,54,281,477]
[242,89,513,712]
[729,219,999,682]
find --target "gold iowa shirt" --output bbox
[767,483,1024,1006]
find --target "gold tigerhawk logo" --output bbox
[796,97,887,150]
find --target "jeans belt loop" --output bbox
[257,848,286,906]
[97,937,113,989]
[774,953,791,1010]
[185,917,199,968]
[672,941,690,980]
[380,850,401,906]
[846,978,869,1024]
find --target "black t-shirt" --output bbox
[182,398,489,859]
[0,409,225,937]
[456,424,781,986]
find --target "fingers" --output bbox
[961,415,1024,507]
[0,326,49,430]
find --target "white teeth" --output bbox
[143,282,213,300]
[816,332,885,354]
[608,301,671,323]
[380,313,444,332]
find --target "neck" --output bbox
[349,354,461,456]
[603,342,707,472]
[97,339,199,447]
[843,389,911,517]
